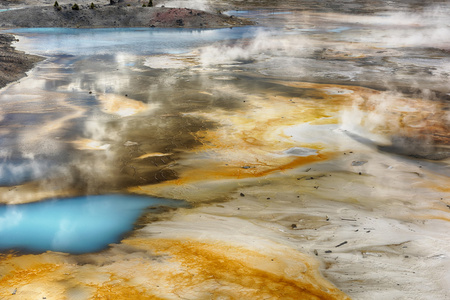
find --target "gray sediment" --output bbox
[0,33,43,89]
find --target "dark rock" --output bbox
[335,241,348,248]
[176,19,184,26]
[351,161,367,166]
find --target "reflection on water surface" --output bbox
[7,27,263,56]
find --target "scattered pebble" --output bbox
[335,241,348,248]
[351,161,367,166]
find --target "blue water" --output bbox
[7,27,263,56]
[0,194,186,254]
[0,8,21,13]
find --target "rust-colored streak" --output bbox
[124,238,351,300]
[0,238,351,300]
[88,279,163,300]
[168,153,330,186]
[0,263,60,286]
[256,153,330,177]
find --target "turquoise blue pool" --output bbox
[0,194,186,254]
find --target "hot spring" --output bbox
[0,194,186,254]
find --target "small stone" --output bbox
[325,250,332,253]
[335,241,348,248]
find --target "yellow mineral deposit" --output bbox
[97,94,155,117]
[131,81,444,197]
[0,237,350,300]
[135,152,174,159]
[71,139,111,151]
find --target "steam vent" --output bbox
[0,0,449,299]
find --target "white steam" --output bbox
[200,30,312,67]
[331,6,450,49]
